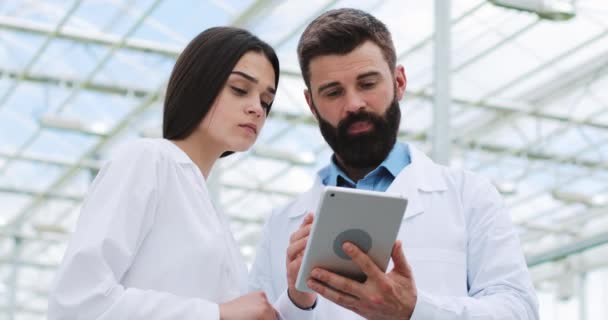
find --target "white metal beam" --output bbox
[6,237,22,320]
[527,231,608,267]
[483,27,608,99]
[0,15,181,57]
[231,0,283,28]
[431,0,452,164]
[0,186,83,202]
[0,67,151,97]
[520,50,608,104]
[0,149,102,170]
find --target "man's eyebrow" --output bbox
[357,71,382,80]
[317,81,340,95]
[231,71,276,95]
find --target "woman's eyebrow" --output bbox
[231,70,276,94]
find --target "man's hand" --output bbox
[286,212,317,308]
[307,240,417,320]
[219,291,278,320]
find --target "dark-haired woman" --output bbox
[48,27,283,320]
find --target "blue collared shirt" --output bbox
[318,143,411,192]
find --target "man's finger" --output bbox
[343,242,384,279]
[391,240,413,278]
[287,255,304,282]
[307,278,359,309]
[310,268,364,298]
[272,307,279,320]
[286,236,309,260]
[289,223,312,243]
[302,212,314,225]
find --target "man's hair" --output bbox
[297,8,396,88]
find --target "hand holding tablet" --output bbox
[295,186,408,293]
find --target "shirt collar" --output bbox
[320,143,411,186]
[291,143,444,218]
[382,143,410,178]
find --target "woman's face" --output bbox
[198,51,276,153]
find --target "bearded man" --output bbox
[249,8,539,320]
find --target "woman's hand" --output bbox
[219,291,277,320]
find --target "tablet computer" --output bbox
[295,186,407,293]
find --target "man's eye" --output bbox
[325,89,342,97]
[361,82,376,89]
[231,86,247,95]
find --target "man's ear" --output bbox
[304,89,319,120]
[394,65,407,101]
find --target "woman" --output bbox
[48,27,280,319]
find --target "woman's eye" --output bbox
[231,86,247,95]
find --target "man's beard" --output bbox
[314,96,401,169]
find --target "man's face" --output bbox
[304,40,407,168]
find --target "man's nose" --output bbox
[344,91,366,113]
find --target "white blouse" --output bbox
[48,138,249,319]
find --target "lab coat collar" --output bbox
[287,143,447,220]
[161,138,196,165]
[394,143,447,193]
[387,143,447,220]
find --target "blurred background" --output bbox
[0,0,607,318]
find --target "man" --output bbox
[250,8,539,320]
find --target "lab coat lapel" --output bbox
[387,166,424,220]
[387,143,447,221]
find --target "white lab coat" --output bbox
[249,143,539,319]
[48,138,297,320]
